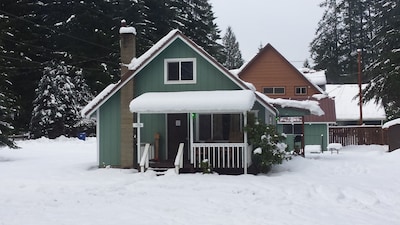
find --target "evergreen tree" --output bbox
[363,1,400,120]
[72,69,96,135]
[221,26,244,70]
[311,0,373,83]
[310,0,341,83]
[0,0,49,132]
[30,61,79,139]
[1,0,223,134]
[171,0,223,62]
[0,71,17,148]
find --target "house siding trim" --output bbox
[82,31,269,118]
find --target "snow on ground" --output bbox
[1,138,400,225]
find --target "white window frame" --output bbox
[164,58,197,84]
[295,86,307,95]
[263,87,285,95]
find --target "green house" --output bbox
[82,28,277,174]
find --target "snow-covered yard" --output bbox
[1,137,399,225]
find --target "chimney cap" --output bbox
[119,20,136,35]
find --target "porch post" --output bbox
[243,111,248,174]
[190,112,194,164]
[136,113,141,164]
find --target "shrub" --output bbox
[246,122,290,174]
[199,159,212,174]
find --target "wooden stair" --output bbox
[148,160,196,175]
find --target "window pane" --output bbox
[199,114,211,141]
[294,124,303,134]
[282,124,292,134]
[275,87,285,94]
[229,114,243,142]
[295,87,307,95]
[263,87,273,94]
[167,62,179,81]
[213,114,231,141]
[181,61,193,80]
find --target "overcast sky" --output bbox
[209,0,325,68]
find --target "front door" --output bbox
[167,113,188,160]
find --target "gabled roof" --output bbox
[82,30,277,118]
[238,43,325,95]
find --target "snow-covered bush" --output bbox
[246,122,289,174]
[199,159,212,174]
[30,61,94,139]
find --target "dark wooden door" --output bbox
[167,113,188,160]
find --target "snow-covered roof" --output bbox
[326,84,386,121]
[129,90,255,113]
[127,29,179,71]
[382,118,400,129]
[81,84,117,117]
[81,29,276,118]
[299,68,327,86]
[255,92,324,116]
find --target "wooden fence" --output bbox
[329,126,387,146]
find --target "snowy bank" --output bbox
[0,138,399,225]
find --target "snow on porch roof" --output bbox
[129,90,256,114]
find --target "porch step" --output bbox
[148,160,195,175]
[147,167,172,176]
[148,160,174,176]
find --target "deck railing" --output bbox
[192,143,248,169]
[174,143,185,174]
[139,143,154,172]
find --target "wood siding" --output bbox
[132,38,244,161]
[239,44,321,98]
[99,92,121,167]
[134,38,241,94]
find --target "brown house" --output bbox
[238,44,336,151]
[239,44,323,99]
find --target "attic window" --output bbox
[263,87,285,95]
[165,58,196,84]
[295,86,307,95]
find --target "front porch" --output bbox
[130,90,256,174]
[139,142,252,175]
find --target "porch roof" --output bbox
[129,90,255,114]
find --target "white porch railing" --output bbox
[174,143,185,174]
[138,143,154,164]
[139,143,152,172]
[192,143,249,169]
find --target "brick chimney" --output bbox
[119,19,136,77]
[119,20,136,168]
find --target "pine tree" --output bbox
[0,71,17,148]
[363,1,400,120]
[30,61,79,139]
[310,0,341,83]
[221,26,244,70]
[0,0,48,132]
[311,0,374,84]
[1,0,223,134]
[72,69,96,135]
[171,0,223,62]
